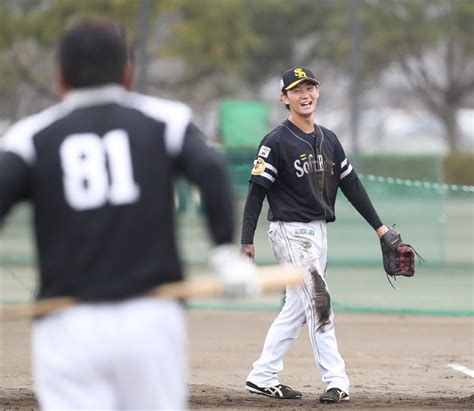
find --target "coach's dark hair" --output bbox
[58,18,130,88]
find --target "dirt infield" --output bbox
[1,310,473,410]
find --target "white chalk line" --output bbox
[447,363,474,378]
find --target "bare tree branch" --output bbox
[10,49,55,99]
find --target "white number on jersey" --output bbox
[60,130,140,210]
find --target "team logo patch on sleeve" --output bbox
[258,145,271,158]
[252,157,266,175]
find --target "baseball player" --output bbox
[0,18,259,410]
[241,66,389,404]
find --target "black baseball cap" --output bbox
[280,66,320,92]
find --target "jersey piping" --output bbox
[123,92,191,157]
[3,104,70,165]
[4,85,192,165]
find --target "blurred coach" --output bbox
[0,17,258,410]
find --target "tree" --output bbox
[171,0,474,152]
[165,0,333,89]
[0,0,146,119]
[1,0,472,153]
[368,0,474,152]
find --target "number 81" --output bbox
[60,130,140,210]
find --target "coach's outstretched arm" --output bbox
[0,149,31,223]
[175,124,261,297]
[175,124,234,245]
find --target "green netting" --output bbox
[186,264,473,316]
[218,99,270,149]
[1,155,473,314]
[351,153,443,181]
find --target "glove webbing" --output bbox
[386,243,424,289]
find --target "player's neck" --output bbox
[288,114,315,134]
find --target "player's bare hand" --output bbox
[240,244,255,261]
[210,244,261,298]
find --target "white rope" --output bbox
[360,174,474,193]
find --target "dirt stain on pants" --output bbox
[311,270,331,332]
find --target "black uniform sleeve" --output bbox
[339,172,383,230]
[0,152,31,223]
[249,139,279,190]
[332,135,383,230]
[174,123,234,245]
[240,182,266,244]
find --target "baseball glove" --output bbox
[380,227,421,287]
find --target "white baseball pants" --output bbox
[32,297,187,410]
[247,220,349,393]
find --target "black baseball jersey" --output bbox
[0,85,234,301]
[240,119,382,243]
[250,119,352,222]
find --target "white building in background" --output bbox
[257,74,473,155]
[316,108,474,155]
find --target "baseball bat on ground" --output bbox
[1,264,301,320]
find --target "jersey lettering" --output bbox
[294,154,325,178]
[60,130,140,210]
[294,159,305,177]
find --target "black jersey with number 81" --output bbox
[0,86,232,301]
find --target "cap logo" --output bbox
[294,68,307,78]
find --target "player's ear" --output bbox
[54,64,70,100]
[122,64,135,90]
[280,92,290,111]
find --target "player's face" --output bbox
[282,82,319,117]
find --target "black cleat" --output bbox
[319,387,349,404]
[245,381,302,399]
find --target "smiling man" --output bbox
[241,66,390,404]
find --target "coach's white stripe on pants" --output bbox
[447,363,474,377]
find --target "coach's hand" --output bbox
[240,244,255,261]
[210,244,261,298]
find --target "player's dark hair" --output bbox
[282,90,290,110]
[58,18,130,88]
